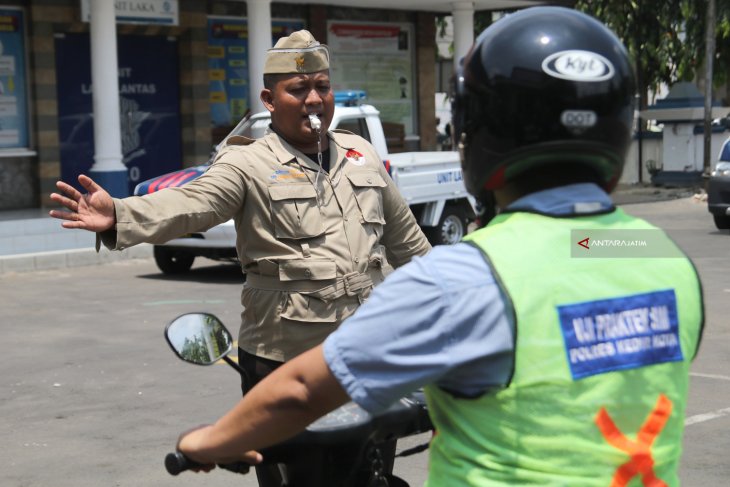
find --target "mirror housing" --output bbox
[165,313,233,366]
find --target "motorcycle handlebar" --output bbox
[165,451,200,475]
[165,392,432,476]
[165,451,251,476]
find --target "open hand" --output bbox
[49,174,116,232]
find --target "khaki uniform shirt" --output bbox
[103,130,431,361]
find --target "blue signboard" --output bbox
[0,8,29,149]
[55,34,181,194]
[207,18,305,127]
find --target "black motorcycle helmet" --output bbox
[452,7,636,198]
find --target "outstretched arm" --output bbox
[49,174,116,232]
[177,344,350,466]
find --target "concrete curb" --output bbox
[0,188,703,276]
[0,244,154,275]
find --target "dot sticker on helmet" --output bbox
[541,50,615,82]
[561,110,597,128]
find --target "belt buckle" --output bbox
[343,271,359,297]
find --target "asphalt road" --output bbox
[1,195,728,487]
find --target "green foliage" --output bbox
[436,15,447,39]
[473,10,494,36]
[435,10,504,59]
[178,316,230,364]
[180,335,212,364]
[438,3,730,105]
[576,0,730,106]
[435,15,451,58]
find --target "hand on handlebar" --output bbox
[177,424,263,469]
[185,458,215,474]
[175,425,216,473]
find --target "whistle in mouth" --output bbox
[308,114,322,132]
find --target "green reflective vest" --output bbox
[425,208,703,487]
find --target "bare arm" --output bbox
[177,344,350,466]
[48,174,116,232]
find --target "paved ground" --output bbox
[1,193,728,486]
[612,182,706,205]
[0,182,713,276]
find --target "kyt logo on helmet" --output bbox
[542,50,615,82]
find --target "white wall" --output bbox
[622,136,662,184]
[694,131,729,170]
[621,129,729,184]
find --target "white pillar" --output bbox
[452,2,475,69]
[247,0,273,113]
[88,0,126,196]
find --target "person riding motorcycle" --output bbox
[176,7,704,485]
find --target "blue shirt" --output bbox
[323,183,615,414]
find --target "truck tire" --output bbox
[154,246,195,274]
[426,206,468,246]
[713,214,730,230]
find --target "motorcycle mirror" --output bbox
[165,313,233,366]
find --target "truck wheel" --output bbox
[713,214,730,230]
[154,246,195,274]
[427,207,468,246]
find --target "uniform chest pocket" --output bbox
[268,183,324,239]
[346,171,387,225]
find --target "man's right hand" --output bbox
[49,174,116,232]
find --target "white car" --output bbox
[135,93,477,274]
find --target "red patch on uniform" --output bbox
[346,149,363,160]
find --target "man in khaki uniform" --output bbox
[50,30,430,385]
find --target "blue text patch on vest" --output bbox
[557,289,683,380]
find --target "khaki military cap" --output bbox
[264,30,329,74]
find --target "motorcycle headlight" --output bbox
[712,162,730,177]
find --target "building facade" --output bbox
[0,0,442,210]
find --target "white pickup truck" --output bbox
[135,97,477,273]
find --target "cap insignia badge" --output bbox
[295,55,305,71]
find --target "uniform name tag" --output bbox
[557,290,683,380]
